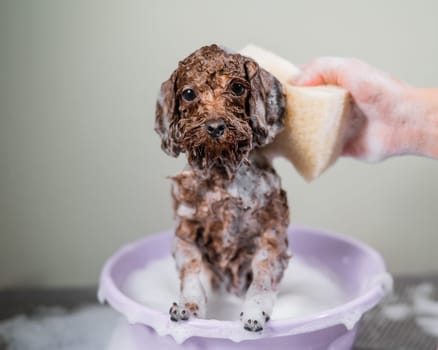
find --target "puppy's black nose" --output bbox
[205,119,226,138]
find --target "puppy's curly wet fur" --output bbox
[155,44,290,332]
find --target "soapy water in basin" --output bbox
[99,228,391,345]
[123,255,347,321]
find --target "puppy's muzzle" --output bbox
[205,119,227,138]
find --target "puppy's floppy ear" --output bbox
[245,58,286,146]
[155,70,181,157]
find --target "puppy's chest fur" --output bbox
[171,158,288,294]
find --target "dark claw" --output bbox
[170,316,178,322]
[265,315,270,322]
[243,324,264,332]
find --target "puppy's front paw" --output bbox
[240,310,270,332]
[169,302,200,322]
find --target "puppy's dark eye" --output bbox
[230,82,246,97]
[181,88,196,102]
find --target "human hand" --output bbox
[290,57,418,162]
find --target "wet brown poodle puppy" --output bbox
[155,44,290,332]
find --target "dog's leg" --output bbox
[240,231,289,332]
[240,248,276,332]
[169,235,209,322]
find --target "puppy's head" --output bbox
[155,44,285,177]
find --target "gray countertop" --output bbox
[1,274,437,350]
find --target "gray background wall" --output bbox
[1,0,437,288]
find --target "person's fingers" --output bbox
[342,140,364,158]
[289,57,346,87]
[291,71,327,86]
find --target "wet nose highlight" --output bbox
[205,119,227,138]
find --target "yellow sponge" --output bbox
[240,44,352,181]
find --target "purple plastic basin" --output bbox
[99,226,391,350]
